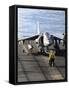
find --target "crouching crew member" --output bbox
[28,44,33,54]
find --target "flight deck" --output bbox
[17,41,65,82]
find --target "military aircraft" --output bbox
[18,21,63,54]
[19,32,62,53]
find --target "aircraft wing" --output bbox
[18,35,39,42]
[52,35,63,40]
[18,33,63,42]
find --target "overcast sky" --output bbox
[18,8,65,39]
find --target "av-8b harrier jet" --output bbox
[18,32,62,54]
[18,21,64,55]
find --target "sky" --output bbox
[18,8,65,39]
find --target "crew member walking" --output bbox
[48,50,56,67]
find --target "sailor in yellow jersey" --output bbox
[48,50,56,67]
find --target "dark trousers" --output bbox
[49,59,55,67]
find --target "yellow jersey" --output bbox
[48,51,55,60]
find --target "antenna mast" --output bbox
[36,20,40,34]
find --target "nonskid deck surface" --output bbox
[18,54,65,82]
[17,41,65,82]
